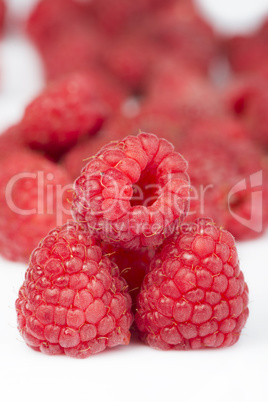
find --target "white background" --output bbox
[0,1,268,401]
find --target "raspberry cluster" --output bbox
[0,0,261,358]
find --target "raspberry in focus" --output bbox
[71,132,190,249]
[15,222,133,358]
[135,218,249,350]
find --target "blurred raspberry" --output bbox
[72,132,190,249]
[89,0,172,35]
[15,222,133,358]
[144,0,218,74]
[224,75,268,148]
[27,0,89,51]
[144,63,225,128]
[100,31,158,93]
[0,0,5,35]
[0,125,26,159]
[136,218,249,350]
[40,26,104,82]
[225,19,268,74]
[20,72,109,159]
[0,149,71,262]
[180,130,265,240]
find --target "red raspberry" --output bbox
[102,244,155,308]
[224,75,268,148]
[89,0,168,35]
[135,218,249,350]
[40,26,103,82]
[0,149,71,262]
[72,132,190,249]
[0,0,5,35]
[226,19,268,74]
[15,222,133,358]
[27,0,87,51]
[0,125,25,160]
[144,63,225,127]
[180,132,265,240]
[144,0,218,74]
[100,31,157,93]
[20,72,108,159]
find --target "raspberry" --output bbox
[144,63,225,128]
[72,132,190,249]
[145,0,218,74]
[180,132,265,240]
[224,75,268,148]
[226,19,268,74]
[27,0,87,51]
[100,31,157,93]
[20,72,108,159]
[0,125,25,160]
[0,0,5,35]
[40,26,103,82]
[0,149,71,262]
[135,218,249,350]
[15,222,133,358]
[102,244,155,308]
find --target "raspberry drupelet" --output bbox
[135,218,249,350]
[15,222,133,358]
[71,132,190,249]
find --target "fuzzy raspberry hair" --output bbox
[72,132,190,249]
[135,218,249,350]
[16,222,133,358]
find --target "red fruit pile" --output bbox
[0,0,265,358]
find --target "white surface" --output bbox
[0,2,268,402]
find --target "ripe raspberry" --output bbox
[72,132,190,249]
[20,72,108,159]
[180,133,265,240]
[144,0,218,74]
[224,75,268,148]
[100,31,157,93]
[144,63,225,128]
[89,0,167,35]
[0,149,71,262]
[102,244,155,308]
[15,222,133,358]
[0,0,5,35]
[40,26,103,82]
[27,0,87,51]
[0,125,26,160]
[225,19,268,74]
[135,218,249,350]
